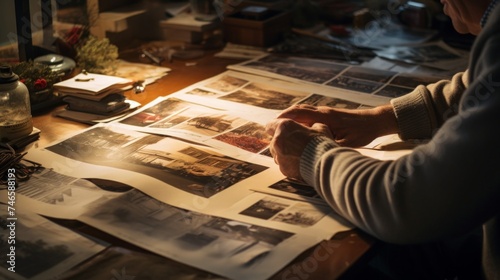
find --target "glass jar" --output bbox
[0,65,33,142]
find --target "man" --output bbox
[266,0,499,279]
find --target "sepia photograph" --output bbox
[219,83,307,110]
[150,114,191,129]
[214,122,272,153]
[186,87,223,97]
[204,75,249,92]
[119,98,192,127]
[271,203,330,227]
[298,94,362,109]
[173,113,247,137]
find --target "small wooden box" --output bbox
[222,9,291,47]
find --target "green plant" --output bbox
[11,61,59,93]
[76,36,119,74]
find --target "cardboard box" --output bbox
[160,13,220,43]
[222,9,291,47]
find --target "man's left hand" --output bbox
[266,119,333,180]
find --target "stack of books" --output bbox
[53,72,137,123]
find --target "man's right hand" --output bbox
[276,104,399,147]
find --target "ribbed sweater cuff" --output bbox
[300,136,338,187]
[391,87,433,140]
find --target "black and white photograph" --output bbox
[46,126,268,198]
[339,66,397,84]
[238,196,330,227]
[327,76,385,93]
[239,198,290,220]
[374,84,413,98]
[240,55,348,84]
[268,179,322,200]
[375,44,461,64]
[389,73,445,88]
[0,208,106,280]
[80,190,295,279]
[298,94,362,109]
[16,168,112,207]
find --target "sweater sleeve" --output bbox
[391,70,469,140]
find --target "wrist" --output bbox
[371,104,399,136]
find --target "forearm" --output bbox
[301,130,500,244]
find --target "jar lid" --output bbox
[34,54,76,76]
[0,65,19,84]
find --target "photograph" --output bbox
[239,198,290,220]
[47,126,268,198]
[81,190,295,276]
[0,209,105,280]
[298,94,362,109]
[119,98,191,127]
[375,44,461,64]
[339,66,397,83]
[185,87,222,97]
[242,55,348,84]
[214,122,272,153]
[173,113,247,137]
[16,168,109,206]
[150,114,191,129]
[219,83,307,110]
[374,84,413,98]
[0,223,74,279]
[327,76,384,93]
[271,203,330,227]
[239,196,330,227]
[389,73,445,88]
[204,75,249,92]
[268,179,322,200]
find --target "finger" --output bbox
[277,106,320,125]
[311,123,334,139]
[265,119,280,136]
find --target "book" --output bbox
[7,127,41,150]
[54,72,133,98]
[66,101,130,116]
[63,93,128,115]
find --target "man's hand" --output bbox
[266,118,333,181]
[277,104,398,147]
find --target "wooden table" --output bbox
[31,49,375,280]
